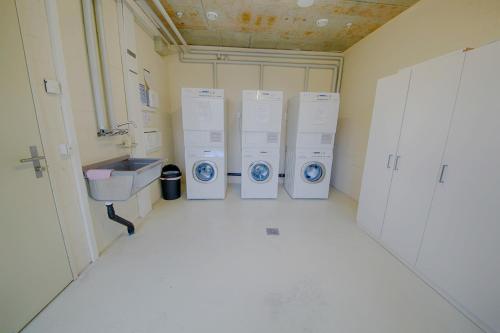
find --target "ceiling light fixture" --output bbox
[316,18,328,27]
[346,22,353,28]
[176,11,183,18]
[297,0,314,8]
[206,11,218,21]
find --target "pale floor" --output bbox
[24,185,481,333]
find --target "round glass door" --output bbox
[193,161,218,183]
[302,162,325,184]
[249,161,272,183]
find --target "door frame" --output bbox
[16,0,99,277]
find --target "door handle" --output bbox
[393,155,401,171]
[386,154,394,169]
[439,164,448,183]
[20,156,46,163]
[20,146,46,178]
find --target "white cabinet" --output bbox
[357,69,411,238]
[381,51,465,265]
[358,41,500,333]
[416,42,500,333]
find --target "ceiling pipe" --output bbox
[135,0,344,92]
[94,0,117,129]
[125,0,169,46]
[150,0,188,47]
[82,0,108,135]
[134,0,180,50]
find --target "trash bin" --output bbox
[160,164,182,200]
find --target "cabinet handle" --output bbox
[386,154,394,169]
[439,164,448,183]
[394,155,401,171]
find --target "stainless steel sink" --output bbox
[83,155,163,201]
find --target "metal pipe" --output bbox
[213,62,218,88]
[188,47,343,61]
[135,0,179,50]
[94,0,117,128]
[150,0,188,47]
[304,66,310,91]
[259,64,264,90]
[82,0,107,134]
[136,0,344,93]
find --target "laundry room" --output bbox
[1,0,500,333]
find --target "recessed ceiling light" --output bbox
[346,22,353,28]
[297,0,314,8]
[176,11,183,18]
[316,18,328,27]
[206,11,218,21]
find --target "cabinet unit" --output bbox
[357,69,411,238]
[358,41,500,333]
[416,41,500,333]
[381,51,465,265]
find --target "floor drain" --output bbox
[266,228,280,236]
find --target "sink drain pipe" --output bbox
[105,202,135,235]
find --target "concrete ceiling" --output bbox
[150,0,419,52]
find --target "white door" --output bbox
[0,1,73,332]
[416,42,500,333]
[381,51,465,265]
[357,69,411,238]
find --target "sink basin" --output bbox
[83,155,163,201]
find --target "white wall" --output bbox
[134,21,175,202]
[166,56,336,183]
[57,0,174,252]
[335,0,500,200]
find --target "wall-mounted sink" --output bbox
[83,155,163,201]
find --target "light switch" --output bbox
[44,79,61,94]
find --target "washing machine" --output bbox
[182,88,226,199]
[184,147,226,199]
[241,90,283,198]
[241,148,280,198]
[284,149,333,199]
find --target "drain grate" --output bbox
[266,228,280,236]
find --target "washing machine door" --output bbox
[302,161,325,184]
[193,160,218,183]
[249,161,272,183]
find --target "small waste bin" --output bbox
[160,164,182,200]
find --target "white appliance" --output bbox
[241,90,283,198]
[284,92,340,199]
[284,149,333,199]
[184,147,226,199]
[182,88,226,199]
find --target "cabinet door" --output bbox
[381,51,465,265]
[357,69,411,238]
[416,42,500,333]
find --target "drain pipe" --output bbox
[105,202,135,235]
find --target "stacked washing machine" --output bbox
[241,90,284,198]
[181,88,226,199]
[284,92,340,199]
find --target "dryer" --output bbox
[241,90,283,198]
[182,88,226,199]
[284,92,340,199]
[284,149,333,199]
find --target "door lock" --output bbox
[20,146,46,178]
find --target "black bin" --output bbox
[160,164,182,200]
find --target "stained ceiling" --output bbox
[149,0,419,52]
